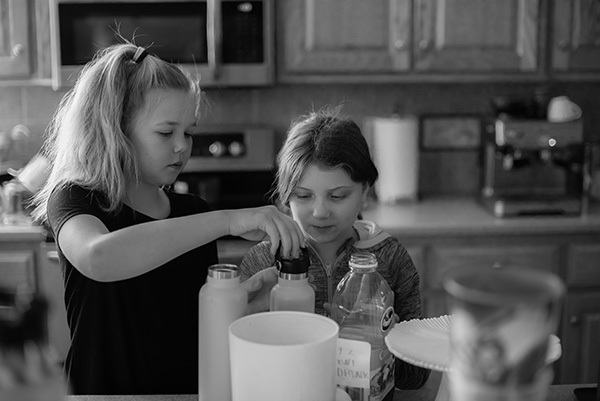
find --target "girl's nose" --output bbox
[174,133,190,154]
[312,199,330,218]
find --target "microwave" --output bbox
[49,0,274,89]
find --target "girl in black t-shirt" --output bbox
[30,42,304,395]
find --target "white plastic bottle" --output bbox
[331,252,396,401]
[198,264,246,401]
[270,247,315,313]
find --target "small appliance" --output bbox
[49,0,274,89]
[480,118,585,217]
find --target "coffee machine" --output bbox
[480,118,585,217]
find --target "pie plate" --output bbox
[385,315,562,372]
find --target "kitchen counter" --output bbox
[0,223,45,241]
[362,197,600,237]
[64,384,597,401]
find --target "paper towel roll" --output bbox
[368,116,419,203]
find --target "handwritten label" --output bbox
[336,338,371,388]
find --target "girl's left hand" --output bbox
[242,266,278,315]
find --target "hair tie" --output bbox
[132,46,148,64]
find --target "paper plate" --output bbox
[385,315,562,372]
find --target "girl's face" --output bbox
[129,88,196,188]
[288,163,368,248]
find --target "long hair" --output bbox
[274,105,378,212]
[31,42,203,223]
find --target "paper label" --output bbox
[336,338,371,388]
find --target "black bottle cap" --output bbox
[276,247,310,274]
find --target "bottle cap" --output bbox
[276,247,310,275]
[208,264,239,279]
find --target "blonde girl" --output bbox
[32,42,303,395]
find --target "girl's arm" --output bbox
[58,206,303,282]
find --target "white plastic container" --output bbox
[270,247,314,313]
[198,264,246,401]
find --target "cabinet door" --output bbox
[567,243,600,287]
[414,0,539,71]
[0,0,32,78]
[427,244,560,290]
[278,0,410,75]
[552,0,600,72]
[0,250,37,293]
[560,292,600,384]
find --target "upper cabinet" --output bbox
[278,0,600,83]
[0,0,52,84]
[552,0,600,73]
[280,0,410,75]
[414,0,539,72]
[0,0,32,78]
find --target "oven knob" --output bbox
[228,141,245,157]
[209,141,226,157]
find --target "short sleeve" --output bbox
[47,185,106,240]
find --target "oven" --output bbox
[175,125,277,264]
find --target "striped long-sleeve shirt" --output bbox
[239,220,431,390]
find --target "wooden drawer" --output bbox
[427,244,560,289]
[0,250,37,292]
[567,244,600,287]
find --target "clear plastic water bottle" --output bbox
[270,247,315,313]
[198,264,247,401]
[331,252,395,401]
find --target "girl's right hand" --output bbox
[226,205,304,258]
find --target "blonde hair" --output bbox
[31,42,203,223]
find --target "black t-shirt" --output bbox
[47,184,218,395]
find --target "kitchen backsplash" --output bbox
[1,81,599,197]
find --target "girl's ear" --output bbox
[361,184,371,209]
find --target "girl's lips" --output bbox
[311,225,334,233]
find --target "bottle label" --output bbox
[336,338,395,401]
[336,338,371,389]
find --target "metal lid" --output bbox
[207,264,239,279]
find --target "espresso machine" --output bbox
[480,118,585,217]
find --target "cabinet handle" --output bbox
[12,44,23,57]
[394,40,406,50]
[558,41,570,51]
[569,315,580,326]
[419,39,431,51]
[47,250,59,262]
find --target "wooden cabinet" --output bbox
[0,0,32,78]
[414,0,539,72]
[0,226,45,293]
[397,232,600,384]
[278,0,410,75]
[560,292,600,385]
[278,0,542,82]
[559,242,600,384]
[552,0,600,73]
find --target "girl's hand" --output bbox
[243,266,278,314]
[227,206,304,258]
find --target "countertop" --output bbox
[362,197,600,237]
[64,384,597,401]
[0,223,45,241]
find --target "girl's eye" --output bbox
[331,194,347,200]
[159,131,174,137]
[293,193,312,200]
[184,132,193,139]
